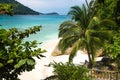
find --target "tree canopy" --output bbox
[58,0,116,68]
[0,0,39,15]
[96,0,120,27]
[0,4,45,80]
[0,26,46,80]
[0,3,13,15]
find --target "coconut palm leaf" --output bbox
[58,35,79,53]
[69,39,85,62]
[68,5,82,21]
[91,30,113,41]
[88,17,116,30]
[58,0,116,68]
[97,19,116,30]
[91,37,103,48]
[59,21,81,37]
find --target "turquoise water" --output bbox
[0,15,71,43]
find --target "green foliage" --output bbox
[0,0,39,15]
[105,31,120,60]
[51,62,90,80]
[96,0,116,18]
[58,0,116,68]
[104,31,120,69]
[96,0,120,68]
[0,3,13,15]
[96,0,120,27]
[0,26,46,80]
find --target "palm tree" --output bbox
[58,1,115,68]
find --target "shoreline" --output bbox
[19,39,59,80]
[19,38,102,80]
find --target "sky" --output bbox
[16,0,90,15]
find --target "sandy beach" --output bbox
[19,39,102,80]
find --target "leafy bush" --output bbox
[0,3,13,15]
[0,26,45,80]
[105,31,120,69]
[49,62,90,80]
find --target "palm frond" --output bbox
[58,38,69,54]
[58,0,115,67]
[88,0,94,8]
[85,30,91,43]
[88,16,100,29]
[88,18,116,30]
[69,39,85,62]
[59,21,81,37]
[81,4,88,28]
[91,37,103,49]
[68,5,82,21]
[91,30,113,41]
[58,35,79,54]
[98,19,116,30]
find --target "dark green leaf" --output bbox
[0,63,4,68]
[27,59,35,66]
[7,59,14,64]
[14,59,27,68]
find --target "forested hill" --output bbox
[0,0,40,15]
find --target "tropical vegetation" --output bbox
[0,0,39,15]
[0,27,46,80]
[105,31,120,69]
[96,0,120,27]
[96,0,120,69]
[45,62,90,80]
[0,4,45,80]
[0,3,13,15]
[58,0,116,68]
[1,0,120,79]
[50,0,120,79]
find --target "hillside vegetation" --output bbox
[0,0,40,15]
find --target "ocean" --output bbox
[0,15,71,43]
[0,15,89,80]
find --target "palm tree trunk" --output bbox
[90,41,95,67]
[86,43,93,68]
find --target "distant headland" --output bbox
[0,0,59,15]
[41,12,59,15]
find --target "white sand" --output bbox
[19,39,102,80]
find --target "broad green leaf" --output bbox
[27,59,35,66]
[7,59,14,64]
[0,63,4,68]
[14,59,27,68]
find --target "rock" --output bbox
[51,45,71,56]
